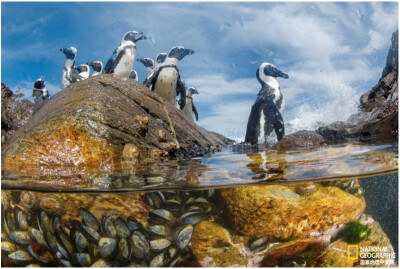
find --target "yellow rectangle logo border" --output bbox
[348,245,358,259]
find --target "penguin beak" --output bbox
[133,32,147,43]
[193,89,199,95]
[185,49,195,56]
[275,68,289,79]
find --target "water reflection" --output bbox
[1,142,398,192]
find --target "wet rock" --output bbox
[1,83,35,143]
[190,220,258,267]
[316,217,396,267]
[276,130,326,150]
[319,30,398,143]
[122,144,140,161]
[2,75,230,168]
[219,184,365,240]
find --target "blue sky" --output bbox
[1,2,398,141]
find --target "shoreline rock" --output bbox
[2,75,231,170]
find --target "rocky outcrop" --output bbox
[1,83,35,144]
[319,30,398,143]
[2,75,230,169]
[219,184,365,240]
[276,130,326,150]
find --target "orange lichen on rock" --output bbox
[3,120,121,167]
[219,184,365,240]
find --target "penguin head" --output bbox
[74,64,89,74]
[257,62,289,84]
[137,58,154,69]
[129,70,139,81]
[122,31,147,45]
[156,53,167,64]
[187,87,199,96]
[60,47,77,60]
[167,46,195,61]
[34,77,45,89]
[87,61,103,72]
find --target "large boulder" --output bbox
[219,184,365,240]
[2,75,230,169]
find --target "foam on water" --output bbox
[286,81,360,134]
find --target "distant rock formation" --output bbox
[316,30,398,144]
[1,83,35,144]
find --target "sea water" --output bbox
[1,141,398,267]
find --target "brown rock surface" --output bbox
[276,130,326,150]
[2,75,230,169]
[219,184,365,240]
[190,220,259,267]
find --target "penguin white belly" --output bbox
[154,68,178,105]
[257,110,266,144]
[114,48,135,78]
[62,68,71,88]
[182,98,193,120]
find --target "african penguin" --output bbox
[103,31,147,78]
[74,64,90,80]
[156,53,167,66]
[181,87,199,122]
[148,46,194,109]
[60,47,80,89]
[129,70,139,82]
[87,61,103,76]
[245,62,289,145]
[32,77,45,100]
[137,57,154,88]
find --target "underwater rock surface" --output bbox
[2,75,230,168]
[219,184,365,240]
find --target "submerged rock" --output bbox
[2,75,230,169]
[219,184,365,240]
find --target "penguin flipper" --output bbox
[177,78,186,110]
[245,98,264,144]
[104,48,119,74]
[192,103,199,121]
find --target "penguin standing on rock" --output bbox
[148,46,194,109]
[181,87,199,122]
[74,64,90,80]
[245,63,289,145]
[60,47,80,88]
[129,70,139,82]
[87,61,103,76]
[32,77,51,102]
[137,57,154,87]
[103,31,147,78]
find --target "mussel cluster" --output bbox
[1,190,216,267]
[320,178,364,196]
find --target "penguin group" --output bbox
[34,29,289,146]
[56,30,200,123]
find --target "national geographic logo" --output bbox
[348,245,396,266]
[348,245,358,259]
